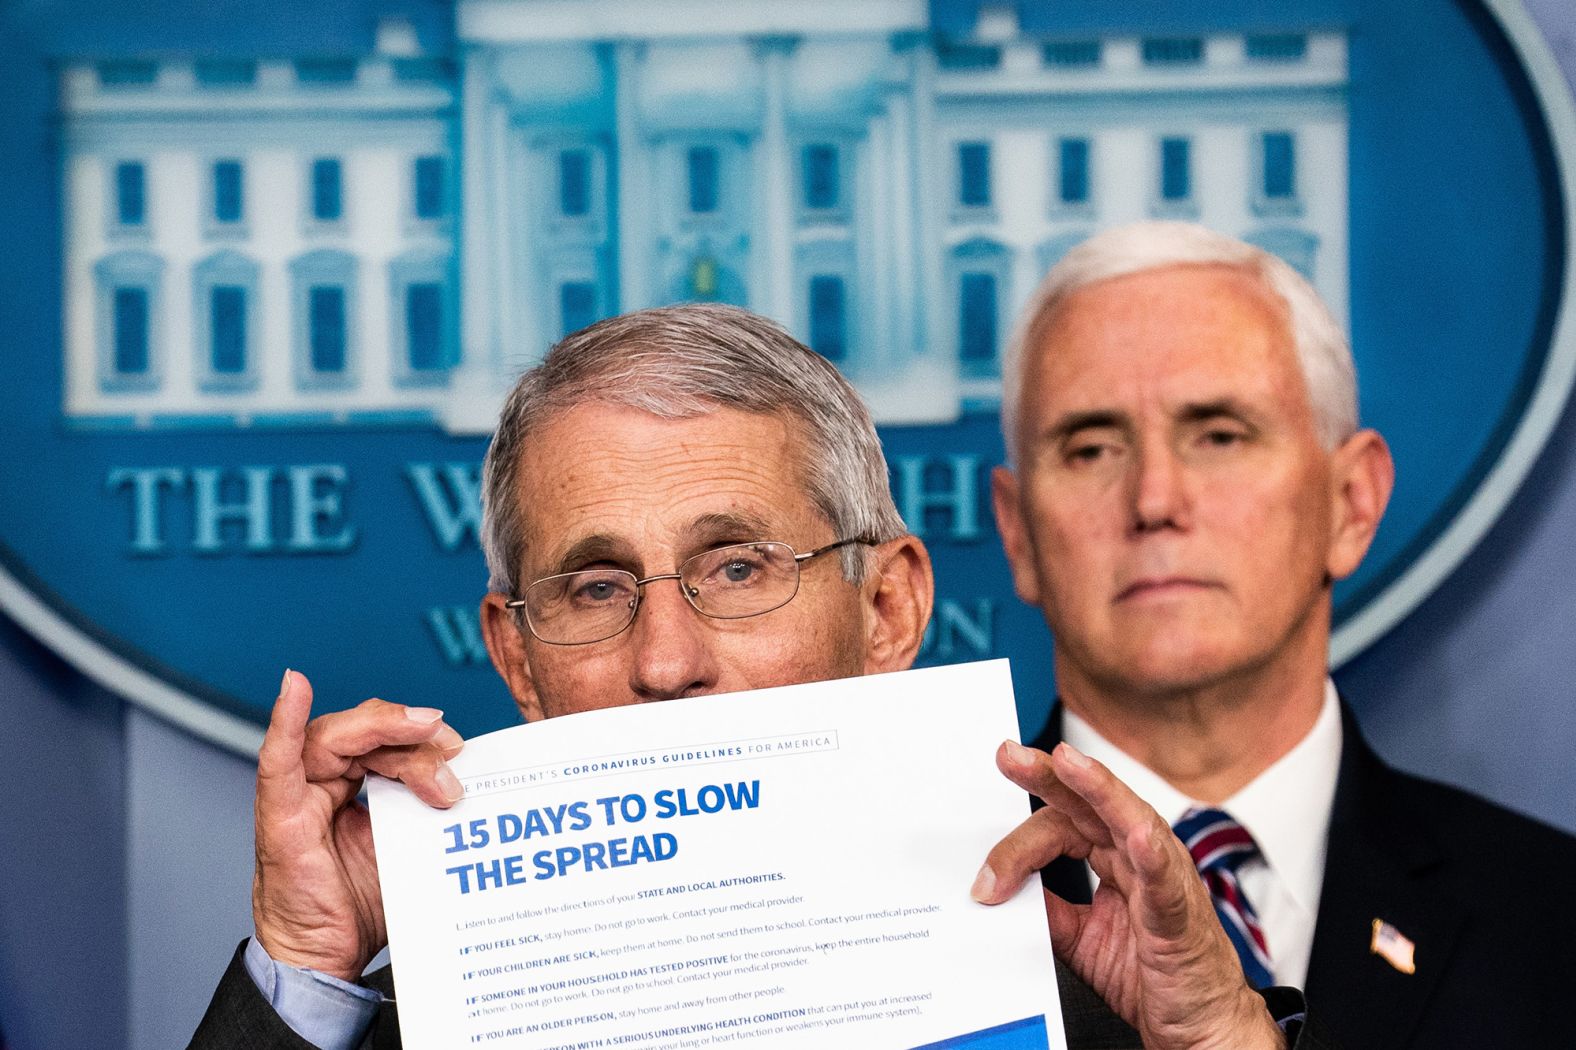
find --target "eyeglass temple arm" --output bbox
[794,537,877,563]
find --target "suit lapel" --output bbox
[1304,706,1464,1049]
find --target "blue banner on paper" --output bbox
[913,1014,1051,1049]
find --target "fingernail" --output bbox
[1057,742,1091,768]
[436,764,464,802]
[970,863,997,903]
[1003,739,1031,764]
[279,668,293,696]
[406,707,444,725]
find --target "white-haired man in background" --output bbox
[986,221,1576,1049]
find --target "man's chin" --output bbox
[1087,640,1248,699]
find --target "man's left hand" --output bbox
[973,741,1286,1050]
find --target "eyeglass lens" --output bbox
[523,542,804,645]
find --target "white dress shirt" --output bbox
[1061,680,1343,989]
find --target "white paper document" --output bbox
[368,659,1064,1049]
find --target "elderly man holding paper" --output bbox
[191,304,1323,1049]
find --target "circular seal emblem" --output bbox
[1,0,1572,749]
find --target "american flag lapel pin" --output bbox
[1370,918,1417,975]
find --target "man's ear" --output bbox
[862,534,935,675]
[1326,429,1395,582]
[990,465,1042,606]
[480,593,544,723]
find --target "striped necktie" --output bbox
[1172,807,1276,989]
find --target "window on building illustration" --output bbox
[1058,138,1090,205]
[195,60,256,87]
[803,145,839,210]
[414,156,445,220]
[559,150,591,218]
[936,41,1001,70]
[113,288,150,375]
[311,158,342,222]
[195,251,258,387]
[406,282,445,371]
[958,142,991,209]
[116,162,146,227]
[1043,40,1102,68]
[1160,138,1191,201]
[98,61,157,88]
[808,275,846,361]
[308,286,347,373]
[292,250,356,386]
[213,160,244,223]
[1142,37,1204,65]
[959,273,997,363]
[295,58,357,85]
[1246,34,1308,62]
[687,146,720,214]
[97,251,163,388]
[1261,131,1296,200]
[560,282,597,338]
[210,285,247,375]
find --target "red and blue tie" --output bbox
[1172,807,1276,989]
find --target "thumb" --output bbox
[256,669,313,812]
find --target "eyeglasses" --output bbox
[506,538,873,645]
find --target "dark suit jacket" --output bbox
[1034,702,1576,1050]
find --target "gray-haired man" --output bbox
[193,303,1317,1049]
[989,221,1576,1049]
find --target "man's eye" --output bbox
[711,550,775,585]
[1065,442,1109,465]
[573,577,630,603]
[1201,429,1247,447]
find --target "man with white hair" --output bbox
[987,221,1576,1049]
[191,303,1327,1049]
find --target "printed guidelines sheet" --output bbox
[368,660,1064,1049]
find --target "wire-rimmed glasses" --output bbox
[505,538,873,645]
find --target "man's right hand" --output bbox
[251,669,466,982]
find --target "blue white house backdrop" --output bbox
[61,3,1347,434]
[3,0,1568,748]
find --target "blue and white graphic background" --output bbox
[4,2,1576,1049]
[0,0,1568,749]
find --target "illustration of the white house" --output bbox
[60,1,1348,432]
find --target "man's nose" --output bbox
[625,577,720,702]
[1129,442,1191,535]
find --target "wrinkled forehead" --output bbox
[1036,264,1298,384]
[1043,260,1288,340]
[509,402,825,572]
